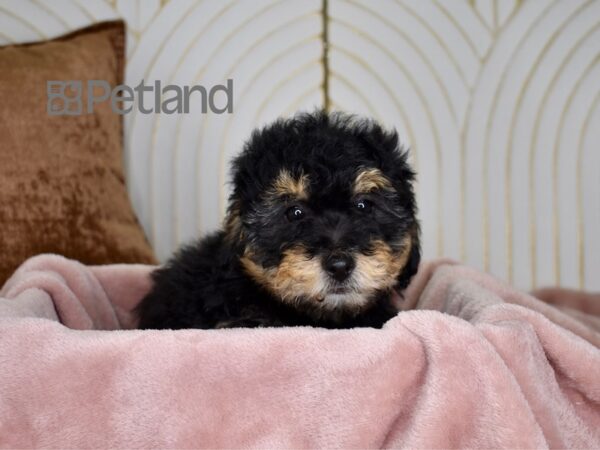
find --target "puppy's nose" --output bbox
[324,254,355,282]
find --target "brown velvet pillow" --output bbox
[0,21,156,286]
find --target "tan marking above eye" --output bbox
[353,168,393,194]
[269,169,309,200]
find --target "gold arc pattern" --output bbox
[216,54,322,218]
[577,90,600,288]
[329,30,444,256]
[524,1,597,287]
[216,20,323,221]
[0,0,597,289]
[535,38,600,285]
[480,0,558,276]
[145,1,236,247]
[149,1,243,245]
[328,18,420,163]
[458,0,522,263]
[342,2,460,123]
[502,1,595,286]
[187,0,313,234]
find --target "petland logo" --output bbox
[47,79,233,115]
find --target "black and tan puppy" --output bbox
[136,111,420,329]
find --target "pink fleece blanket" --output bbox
[0,255,599,448]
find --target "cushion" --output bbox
[0,20,156,286]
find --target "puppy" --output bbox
[136,111,420,329]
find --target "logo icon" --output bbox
[47,80,83,116]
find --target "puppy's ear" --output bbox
[396,227,421,290]
[354,120,416,207]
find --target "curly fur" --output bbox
[136,111,420,329]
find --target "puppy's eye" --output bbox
[355,199,373,213]
[286,205,305,221]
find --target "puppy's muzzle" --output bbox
[323,253,355,282]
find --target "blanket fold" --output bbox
[0,254,599,448]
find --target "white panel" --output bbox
[581,99,600,291]
[12,0,68,37]
[475,0,494,30]
[43,0,100,30]
[464,0,553,277]
[125,0,322,259]
[557,63,600,288]
[0,1,48,41]
[498,0,518,28]
[1,0,599,290]
[432,0,492,58]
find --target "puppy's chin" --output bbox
[318,290,371,312]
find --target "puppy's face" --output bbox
[228,112,420,319]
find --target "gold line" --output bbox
[470,0,493,33]
[552,52,600,286]
[252,58,323,125]
[191,14,320,239]
[525,2,596,287]
[32,0,70,30]
[330,12,448,247]
[577,90,600,289]
[142,0,233,117]
[433,0,485,60]
[218,42,321,215]
[190,0,298,236]
[524,4,596,287]
[327,19,420,164]
[195,32,321,240]
[513,3,594,285]
[156,0,243,241]
[493,0,498,32]
[552,54,600,285]
[345,1,459,123]
[187,1,307,93]
[142,1,235,247]
[481,0,563,277]
[215,63,375,228]
[216,58,321,223]
[322,0,330,112]
[459,0,522,262]
[172,7,314,243]
[72,0,96,22]
[338,48,420,173]
[494,3,560,277]
[127,0,215,146]
[127,0,196,63]
[317,99,419,178]
[282,84,322,116]
[220,13,319,87]
[136,3,164,38]
[0,4,47,39]
[391,0,470,92]
[332,39,443,255]
[330,71,383,120]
